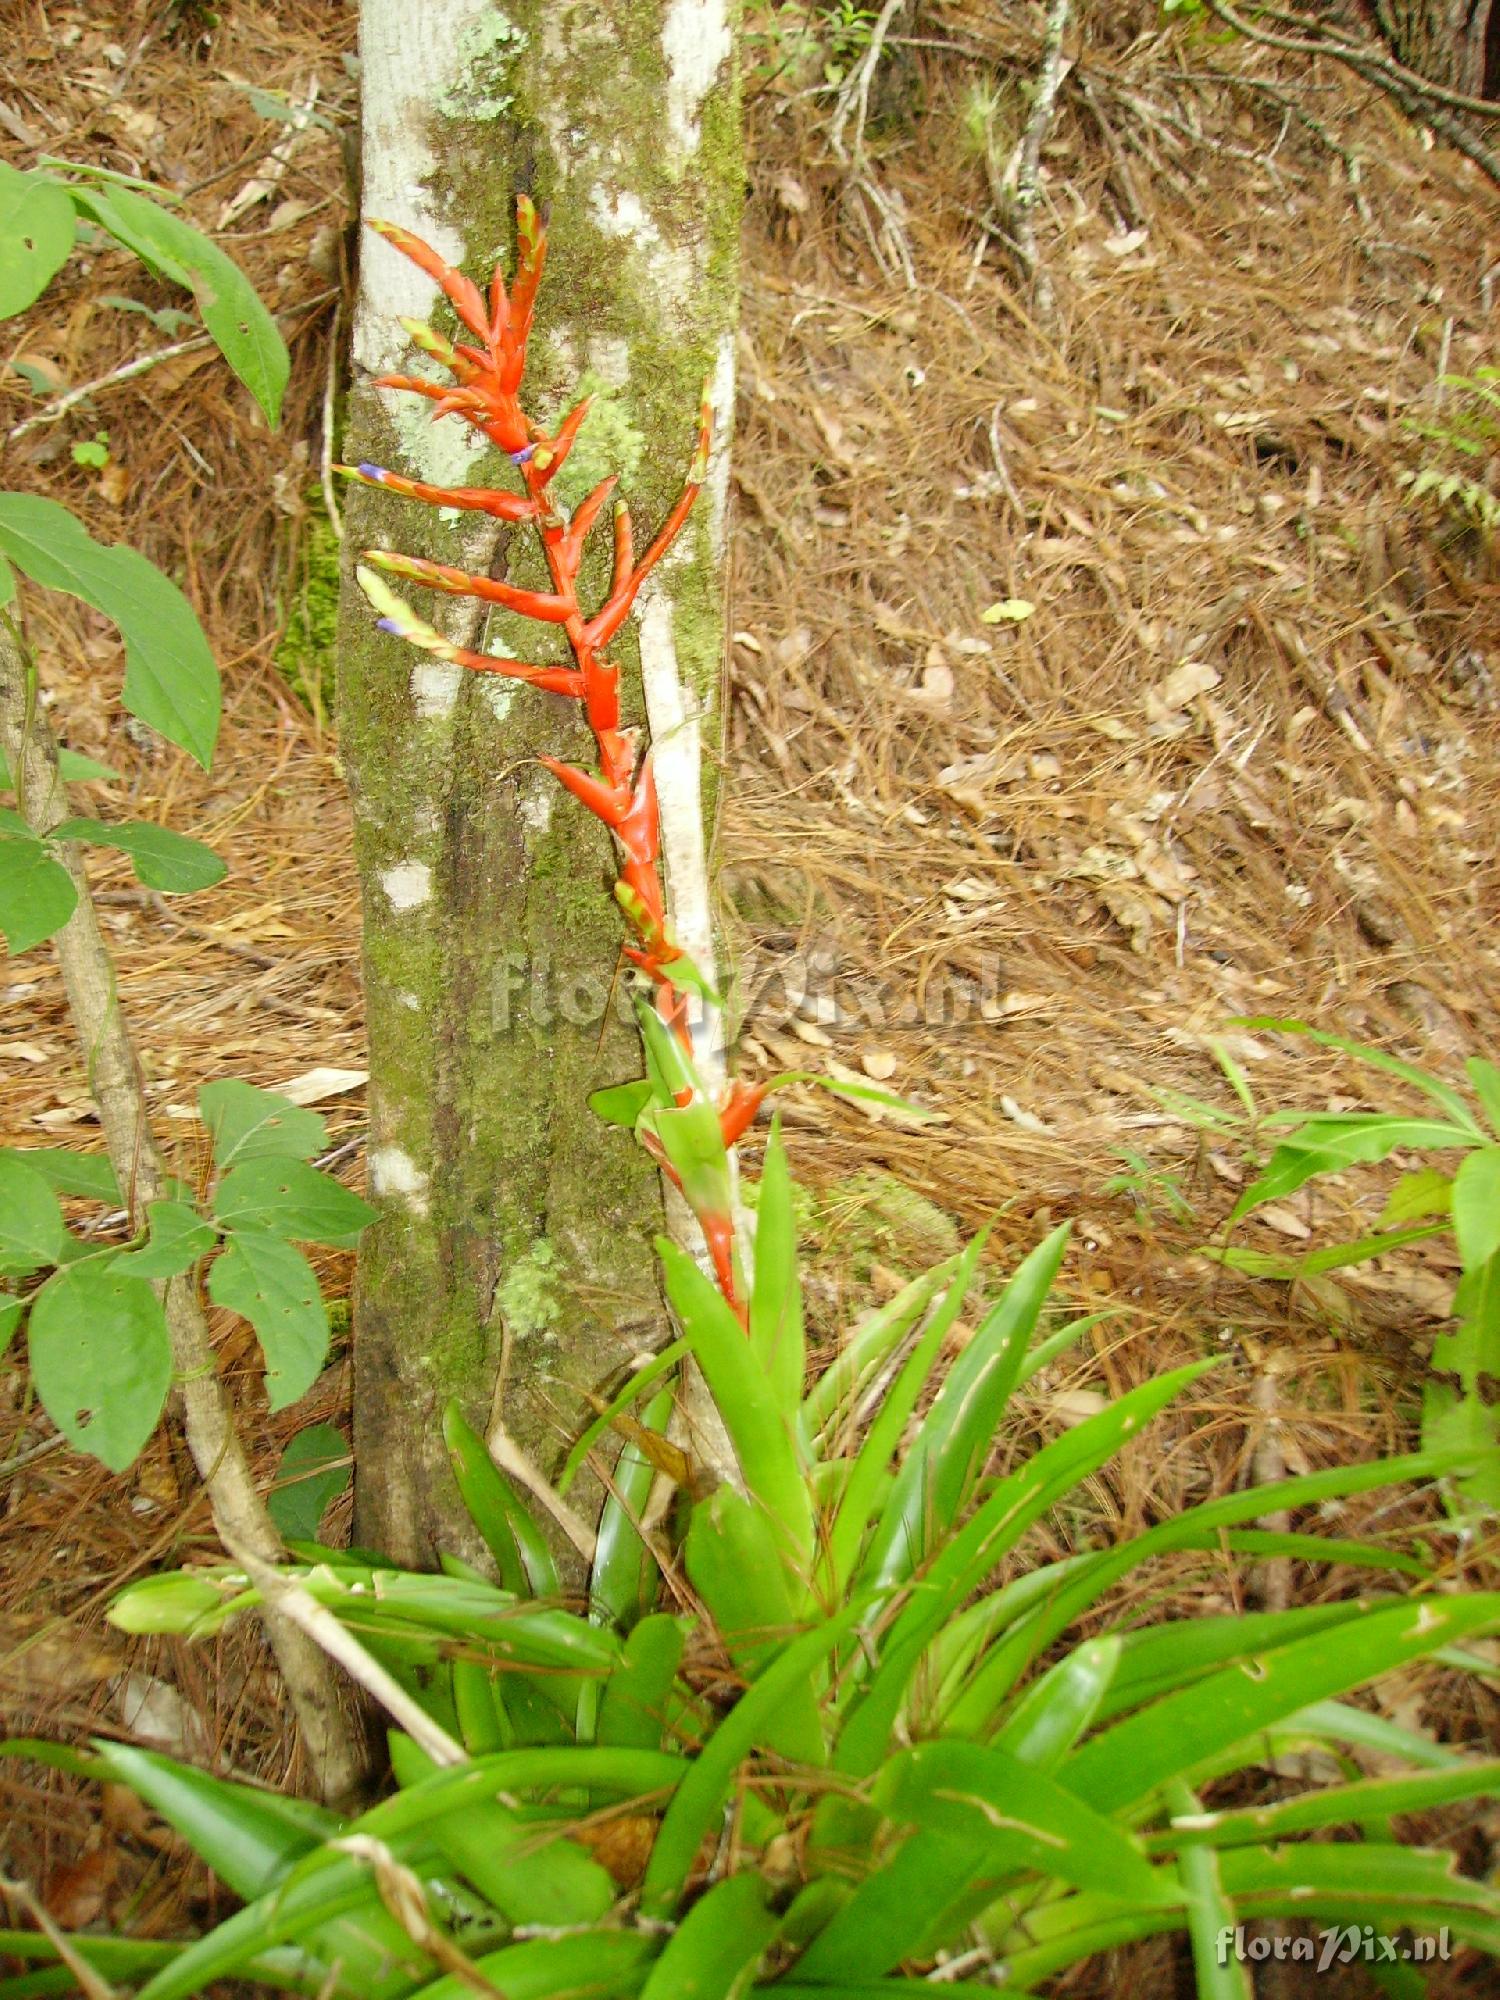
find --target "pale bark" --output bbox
[343,0,740,1569]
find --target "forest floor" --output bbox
[1,0,1497,1990]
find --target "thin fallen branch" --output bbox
[998,0,1073,333]
[6,290,340,445]
[221,1535,466,1768]
[827,0,916,288]
[0,617,368,1805]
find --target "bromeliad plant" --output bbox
[6,206,1499,1996]
[27,1221,1500,1996]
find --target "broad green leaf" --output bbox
[27,1263,171,1470]
[1467,1057,1500,1138]
[1,747,124,790]
[70,186,288,425]
[587,1077,654,1126]
[115,1199,216,1279]
[1061,1595,1500,1815]
[48,816,224,893]
[1229,1116,1477,1226]
[0,166,75,317]
[443,1400,558,1599]
[859,1224,1069,1593]
[1378,1166,1453,1227]
[0,1155,64,1270]
[197,1078,327,1169]
[0,829,77,952]
[207,1229,327,1410]
[267,1423,351,1542]
[639,1872,778,1998]
[0,1147,118,1202]
[1234,1017,1484,1134]
[659,1237,814,1574]
[1166,1778,1252,2000]
[590,1385,672,1631]
[213,1157,376,1246]
[0,1292,22,1356]
[749,1119,804,1417]
[0,493,219,768]
[1452,1146,1500,1271]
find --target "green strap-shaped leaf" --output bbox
[658,1236,814,1575]
[0,493,219,769]
[944,1446,1478,1736]
[639,1600,868,1919]
[388,1734,616,1927]
[1165,1778,1252,2000]
[408,1933,656,2000]
[443,1399,559,1599]
[0,165,76,317]
[1234,1017,1484,1133]
[69,184,288,425]
[597,1613,688,1751]
[992,1635,1120,1771]
[207,1228,327,1411]
[48,816,224,893]
[639,1872,779,1998]
[800,1258,956,1449]
[27,1262,171,1471]
[0,828,77,953]
[795,1738,1173,1983]
[858,1224,1070,1594]
[837,1363,1216,1777]
[748,1118,805,1420]
[825,1233,988,1595]
[1061,1595,1500,1815]
[684,1485,826,1764]
[132,1748,686,2000]
[589,1384,672,1631]
[1152,1757,1500,1853]
[0,1154,64,1271]
[213,1157,377,1246]
[1467,1056,1500,1138]
[1093,1602,1377,1724]
[92,1742,337,1899]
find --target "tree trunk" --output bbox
[341,0,739,1569]
[1372,0,1495,93]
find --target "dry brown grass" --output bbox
[1,0,1497,1979]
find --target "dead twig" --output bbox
[995,0,1073,333]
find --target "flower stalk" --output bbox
[345,197,747,1313]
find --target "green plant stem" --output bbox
[0,614,368,1804]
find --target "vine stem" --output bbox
[0,616,370,1804]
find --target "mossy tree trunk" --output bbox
[341,0,740,1568]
